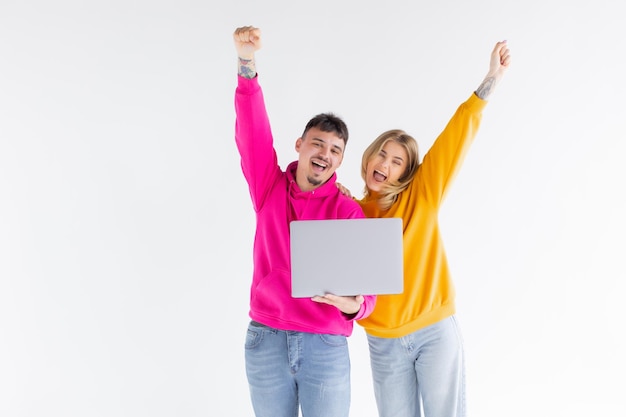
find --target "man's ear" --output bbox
[295,137,303,152]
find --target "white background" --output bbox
[1,1,625,416]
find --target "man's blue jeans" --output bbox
[245,321,351,417]
[367,315,466,417]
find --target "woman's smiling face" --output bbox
[365,140,409,193]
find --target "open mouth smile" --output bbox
[373,169,387,182]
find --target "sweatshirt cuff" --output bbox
[344,296,374,321]
[236,74,261,94]
[468,91,489,111]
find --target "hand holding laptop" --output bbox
[311,294,365,315]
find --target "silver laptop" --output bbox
[290,217,404,298]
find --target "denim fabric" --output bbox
[366,316,466,417]
[245,321,351,417]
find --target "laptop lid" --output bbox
[290,217,404,298]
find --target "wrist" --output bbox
[238,56,256,79]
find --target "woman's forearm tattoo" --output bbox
[475,76,495,100]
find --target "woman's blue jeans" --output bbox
[245,321,351,417]
[366,315,466,417]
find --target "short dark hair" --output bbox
[302,113,349,145]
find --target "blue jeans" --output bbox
[245,321,351,417]
[367,316,466,417]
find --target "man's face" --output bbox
[295,127,345,192]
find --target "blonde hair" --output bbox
[361,129,420,210]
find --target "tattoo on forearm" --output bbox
[238,57,256,79]
[475,76,495,100]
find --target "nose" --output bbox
[319,146,332,160]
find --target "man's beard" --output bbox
[306,175,322,187]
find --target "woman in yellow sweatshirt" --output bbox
[356,41,511,417]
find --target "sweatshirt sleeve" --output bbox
[234,75,281,211]
[350,294,377,321]
[416,93,487,206]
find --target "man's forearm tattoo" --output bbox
[475,76,495,100]
[238,57,256,79]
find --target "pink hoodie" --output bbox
[234,75,375,336]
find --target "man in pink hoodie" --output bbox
[233,26,376,417]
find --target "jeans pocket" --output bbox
[245,326,263,349]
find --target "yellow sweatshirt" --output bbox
[357,93,487,338]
